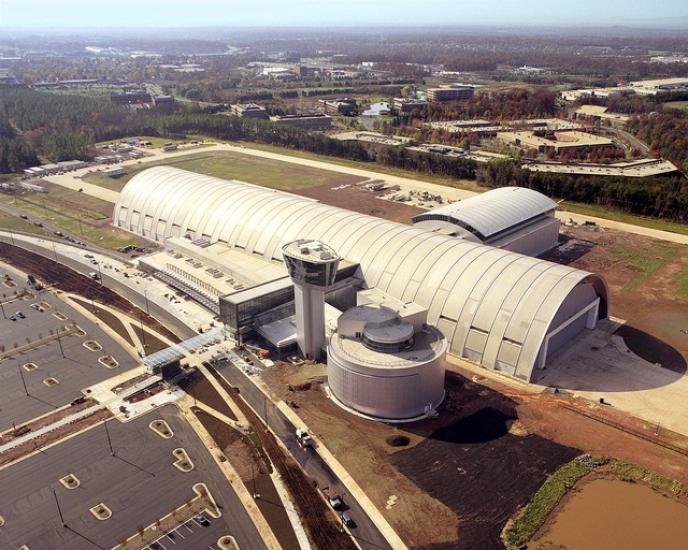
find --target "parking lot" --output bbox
[0,265,139,431]
[0,404,264,550]
[145,515,234,550]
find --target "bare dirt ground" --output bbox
[263,359,688,550]
[543,224,688,369]
[294,184,424,224]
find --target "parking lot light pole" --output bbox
[103,420,115,456]
[0,295,6,319]
[53,488,66,528]
[18,364,29,396]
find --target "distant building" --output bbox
[230,103,269,119]
[57,160,87,172]
[94,155,121,165]
[393,97,429,113]
[497,131,614,154]
[319,98,358,116]
[110,91,151,105]
[153,95,175,111]
[163,143,179,152]
[427,85,475,102]
[102,167,126,178]
[270,114,332,130]
[33,79,98,89]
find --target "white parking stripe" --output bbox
[174,527,186,539]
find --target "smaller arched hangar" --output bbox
[412,186,561,257]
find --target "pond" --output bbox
[533,478,688,550]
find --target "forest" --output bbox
[477,158,688,223]
[627,111,688,173]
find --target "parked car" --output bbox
[341,511,356,528]
[9,315,17,321]
[15,311,25,319]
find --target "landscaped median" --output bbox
[501,456,688,550]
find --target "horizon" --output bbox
[2,0,688,30]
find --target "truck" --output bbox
[295,428,313,448]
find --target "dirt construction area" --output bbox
[262,357,688,550]
[544,223,688,368]
[295,183,423,224]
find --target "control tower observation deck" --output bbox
[282,239,341,359]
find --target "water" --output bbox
[533,478,688,550]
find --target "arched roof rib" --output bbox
[115,167,608,381]
[412,186,558,240]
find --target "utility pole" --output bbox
[52,241,58,263]
[0,295,6,319]
[18,364,29,396]
[143,289,150,315]
[97,261,103,285]
[53,489,66,528]
[103,420,115,456]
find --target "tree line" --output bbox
[477,158,688,223]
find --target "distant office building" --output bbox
[230,103,270,119]
[33,79,98,89]
[153,95,175,111]
[427,85,475,102]
[319,98,358,116]
[393,97,429,113]
[270,114,333,130]
[103,167,126,178]
[163,143,179,152]
[110,91,152,105]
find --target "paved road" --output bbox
[213,358,392,550]
[616,128,650,156]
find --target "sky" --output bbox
[1,0,687,29]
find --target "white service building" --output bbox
[114,167,608,383]
[327,289,447,421]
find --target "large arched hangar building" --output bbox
[114,167,609,383]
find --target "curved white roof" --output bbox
[413,186,557,240]
[114,167,607,381]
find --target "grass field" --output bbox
[86,137,688,238]
[95,135,189,149]
[83,150,367,192]
[0,188,138,249]
[559,200,688,236]
[0,210,51,238]
[664,101,688,111]
[186,137,485,193]
[611,242,676,292]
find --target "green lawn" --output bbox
[95,135,187,148]
[0,210,52,238]
[0,190,138,250]
[83,150,367,192]
[559,200,688,237]
[611,242,676,291]
[664,101,688,111]
[677,251,688,299]
[186,137,485,193]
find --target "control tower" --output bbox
[282,239,340,359]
